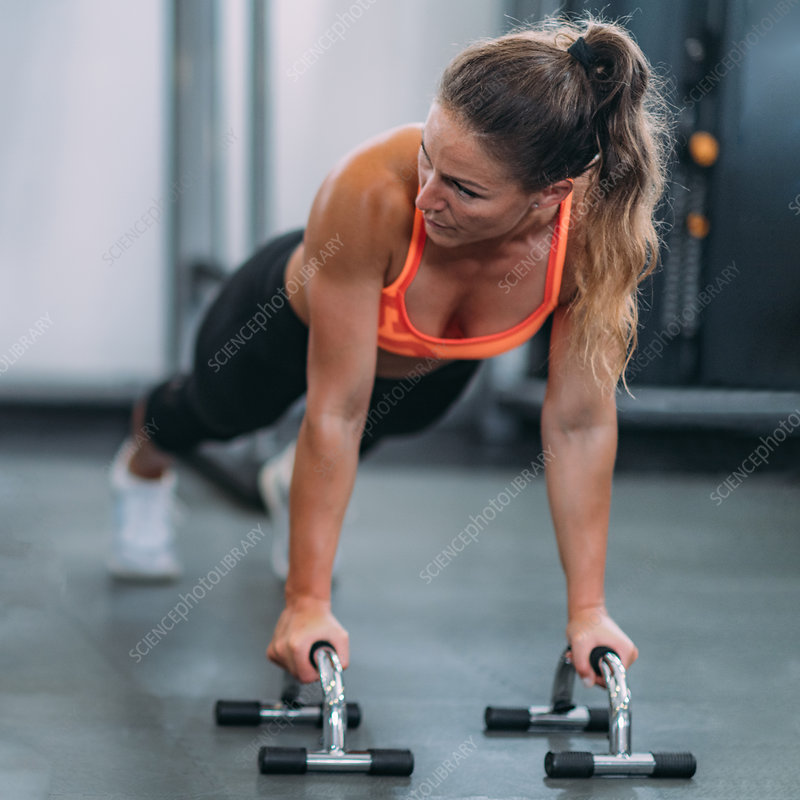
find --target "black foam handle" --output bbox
[589,646,619,677]
[258,746,308,774]
[544,751,595,778]
[309,640,337,669]
[484,706,531,731]
[585,706,609,732]
[214,700,261,726]
[651,752,697,778]
[368,749,414,776]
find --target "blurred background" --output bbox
[1,0,799,492]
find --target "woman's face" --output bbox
[416,101,541,247]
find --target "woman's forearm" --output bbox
[541,418,618,617]
[284,413,361,605]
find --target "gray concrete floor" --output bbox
[2,418,800,799]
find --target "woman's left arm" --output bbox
[541,303,638,686]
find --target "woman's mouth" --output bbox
[424,216,450,230]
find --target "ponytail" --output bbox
[567,20,672,389]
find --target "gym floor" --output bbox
[2,408,799,799]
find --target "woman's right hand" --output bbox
[266,596,350,684]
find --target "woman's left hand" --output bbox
[566,605,638,688]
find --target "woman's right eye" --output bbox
[452,180,479,199]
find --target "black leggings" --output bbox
[144,229,481,455]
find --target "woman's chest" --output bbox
[400,244,553,339]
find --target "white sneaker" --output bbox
[108,438,182,581]
[258,441,346,582]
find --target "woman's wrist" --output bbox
[284,588,332,610]
[566,592,607,621]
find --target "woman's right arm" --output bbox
[266,159,403,683]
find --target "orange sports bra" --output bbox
[377,190,573,360]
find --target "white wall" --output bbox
[0,0,168,398]
[268,0,505,232]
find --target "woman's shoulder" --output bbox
[322,124,421,214]
[308,124,421,250]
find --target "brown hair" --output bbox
[437,14,673,390]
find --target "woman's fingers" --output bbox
[267,602,350,683]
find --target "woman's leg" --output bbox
[139,228,309,458]
[111,229,308,578]
[359,359,482,454]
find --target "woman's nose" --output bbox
[416,175,447,212]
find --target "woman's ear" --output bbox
[532,178,574,210]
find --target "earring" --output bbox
[533,202,539,208]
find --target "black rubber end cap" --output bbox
[589,646,618,676]
[651,752,697,778]
[585,706,609,732]
[368,749,414,776]
[258,746,308,774]
[484,706,531,731]
[347,702,362,728]
[214,700,262,726]
[545,751,595,778]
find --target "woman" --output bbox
[111,15,670,688]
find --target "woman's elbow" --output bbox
[541,395,617,437]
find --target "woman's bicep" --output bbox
[302,183,389,423]
[300,145,413,423]
[305,268,382,423]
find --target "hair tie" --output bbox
[568,36,596,72]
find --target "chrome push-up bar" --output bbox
[216,640,414,776]
[486,645,697,779]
